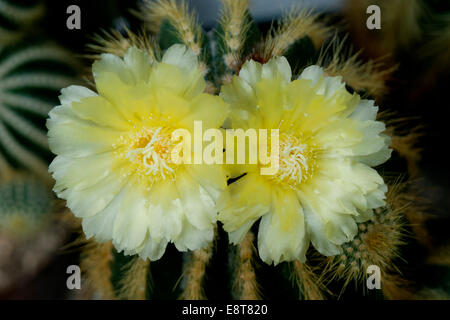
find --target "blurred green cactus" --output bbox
[0,172,53,235]
[0,0,44,45]
[0,43,79,180]
[0,0,81,296]
[0,0,79,180]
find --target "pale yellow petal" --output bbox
[147,179,183,241]
[137,237,169,261]
[239,59,262,88]
[71,96,131,131]
[175,170,217,230]
[50,152,115,192]
[60,171,128,219]
[255,77,287,129]
[47,105,122,157]
[112,177,151,250]
[262,56,292,84]
[149,62,205,100]
[174,216,214,251]
[257,188,308,265]
[162,44,198,74]
[218,172,272,235]
[81,181,129,242]
[177,93,229,131]
[59,85,97,105]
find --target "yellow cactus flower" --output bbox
[218,57,391,265]
[47,44,228,260]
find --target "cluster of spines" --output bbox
[259,7,330,62]
[317,36,396,100]
[214,0,255,84]
[78,238,150,300]
[232,231,261,299]
[291,261,327,300]
[179,243,213,300]
[115,256,150,300]
[380,112,423,177]
[317,182,412,298]
[85,27,156,63]
[138,0,208,74]
[79,241,116,299]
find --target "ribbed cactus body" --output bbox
[0,42,78,178]
[0,0,44,45]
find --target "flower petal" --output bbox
[218,172,272,240]
[93,47,152,86]
[174,216,214,251]
[147,180,184,241]
[220,76,261,129]
[50,152,115,192]
[112,178,151,250]
[258,188,308,265]
[70,96,130,131]
[299,65,345,99]
[350,99,378,121]
[59,85,97,105]
[175,170,217,230]
[239,59,262,88]
[297,185,358,252]
[255,77,287,129]
[162,44,198,74]
[47,105,123,157]
[81,181,129,242]
[134,236,169,261]
[177,93,229,131]
[150,62,205,100]
[60,171,128,219]
[262,56,292,84]
[154,44,205,99]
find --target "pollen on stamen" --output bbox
[115,125,179,187]
[266,133,317,189]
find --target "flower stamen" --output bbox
[124,126,177,184]
[267,133,316,188]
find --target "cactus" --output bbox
[0,172,53,235]
[0,0,82,297]
[0,0,45,45]
[0,169,78,294]
[318,182,410,296]
[0,0,80,180]
[0,43,79,180]
[69,0,433,300]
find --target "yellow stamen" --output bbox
[267,133,316,188]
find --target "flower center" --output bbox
[267,133,317,189]
[115,126,178,187]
